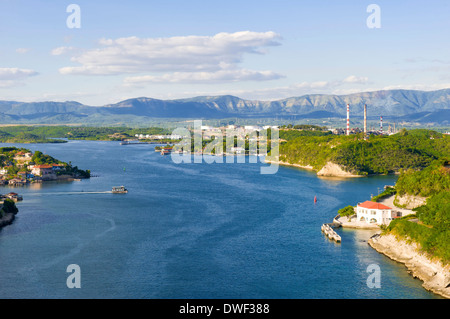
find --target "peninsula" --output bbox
[267,128,449,178]
[0,147,90,185]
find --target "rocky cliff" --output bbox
[369,233,450,299]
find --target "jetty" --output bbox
[120,140,161,145]
[321,223,341,243]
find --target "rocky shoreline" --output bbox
[368,233,450,299]
[264,159,314,171]
[0,212,16,228]
[264,159,363,177]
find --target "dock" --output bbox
[321,223,341,243]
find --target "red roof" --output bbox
[34,165,53,169]
[357,201,392,210]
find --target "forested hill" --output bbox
[275,129,450,176]
[386,159,450,263]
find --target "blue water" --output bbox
[0,140,440,298]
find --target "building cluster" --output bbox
[0,151,67,185]
[135,134,183,140]
[135,125,279,141]
[199,125,278,139]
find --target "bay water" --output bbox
[0,141,439,298]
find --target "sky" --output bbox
[1,0,450,106]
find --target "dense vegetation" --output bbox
[395,159,450,197]
[371,186,396,202]
[1,198,18,217]
[0,130,67,143]
[338,205,355,217]
[0,126,171,142]
[386,160,450,263]
[276,129,450,175]
[279,128,331,141]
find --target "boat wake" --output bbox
[26,191,113,196]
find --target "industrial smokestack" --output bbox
[347,104,350,136]
[380,116,383,134]
[364,104,367,136]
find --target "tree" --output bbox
[1,199,18,215]
[338,205,355,217]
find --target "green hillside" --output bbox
[276,129,450,175]
[387,160,450,263]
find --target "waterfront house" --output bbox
[4,192,23,201]
[356,201,396,225]
[8,178,27,186]
[30,164,56,180]
[160,147,172,155]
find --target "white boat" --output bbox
[112,186,128,193]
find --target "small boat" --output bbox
[112,186,128,194]
[314,196,317,203]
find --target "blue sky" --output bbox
[1,0,450,105]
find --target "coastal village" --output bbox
[0,147,91,230]
[0,147,90,195]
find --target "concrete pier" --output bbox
[321,223,341,243]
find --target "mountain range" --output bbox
[0,89,449,125]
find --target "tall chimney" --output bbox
[364,104,367,136]
[347,104,350,136]
[380,116,383,134]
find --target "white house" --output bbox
[356,201,396,225]
[30,164,56,180]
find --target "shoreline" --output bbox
[264,159,364,178]
[0,212,16,229]
[264,159,315,171]
[368,233,450,299]
[334,194,449,299]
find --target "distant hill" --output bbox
[1,89,450,124]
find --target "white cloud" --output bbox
[51,46,75,56]
[124,69,284,86]
[16,48,31,54]
[343,75,369,84]
[57,31,282,82]
[380,83,450,91]
[0,68,38,88]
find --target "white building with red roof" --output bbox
[356,201,395,225]
[30,164,56,180]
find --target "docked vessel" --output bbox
[112,186,128,193]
